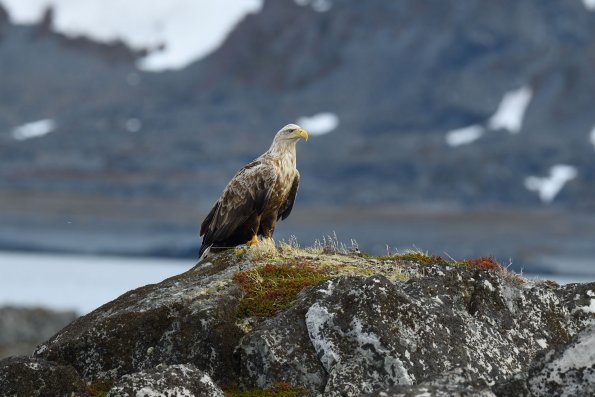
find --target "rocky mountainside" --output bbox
[2,0,595,262]
[1,0,595,208]
[1,247,593,396]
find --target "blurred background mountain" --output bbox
[1,0,595,293]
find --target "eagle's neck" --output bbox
[267,140,297,169]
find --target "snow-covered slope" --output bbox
[0,0,262,71]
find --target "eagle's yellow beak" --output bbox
[295,129,309,141]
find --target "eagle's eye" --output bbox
[286,128,296,133]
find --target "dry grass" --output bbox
[230,236,527,320]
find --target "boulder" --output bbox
[365,367,495,397]
[527,323,595,397]
[34,251,250,384]
[237,265,593,395]
[105,363,224,397]
[2,249,589,396]
[0,356,84,396]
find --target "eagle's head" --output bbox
[275,124,309,143]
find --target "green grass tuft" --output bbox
[233,262,332,318]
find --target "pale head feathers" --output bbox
[273,124,309,143]
[268,124,309,155]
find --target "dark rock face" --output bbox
[0,4,8,27]
[14,251,592,396]
[0,306,78,359]
[106,363,224,397]
[34,252,249,384]
[0,356,84,396]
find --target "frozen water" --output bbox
[0,251,192,314]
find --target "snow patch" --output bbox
[445,125,484,147]
[536,338,548,349]
[12,119,56,140]
[0,0,263,71]
[583,0,595,11]
[296,112,339,136]
[488,85,533,133]
[524,164,578,203]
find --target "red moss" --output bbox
[463,256,502,271]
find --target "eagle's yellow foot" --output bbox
[247,235,259,247]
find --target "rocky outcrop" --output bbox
[237,266,592,395]
[0,249,593,395]
[366,367,495,397]
[0,356,84,396]
[106,364,224,397]
[34,252,247,384]
[527,324,595,397]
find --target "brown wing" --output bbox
[200,160,278,249]
[278,172,300,221]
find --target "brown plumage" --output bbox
[199,124,308,256]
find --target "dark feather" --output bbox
[278,173,300,220]
[199,160,277,255]
[200,202,219,236]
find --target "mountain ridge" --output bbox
[1,0,595,267]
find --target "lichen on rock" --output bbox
[0,247,592,396]
[105,363,224,397]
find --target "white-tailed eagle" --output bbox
[199,124,308,256]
